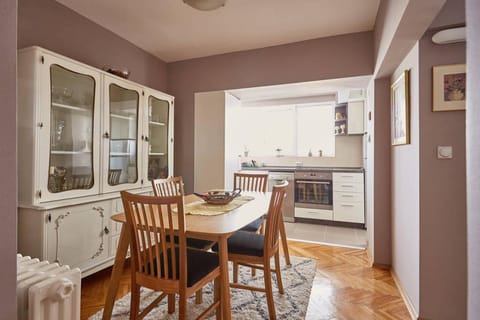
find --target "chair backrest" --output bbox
[108,169,122,185]
[151,176,184,197]
[120,191,187,287]
[233,172,268,192]
[264,182,288,256]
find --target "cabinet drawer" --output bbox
[333,192,364,203]
[295,207,333,220]
[333,182,364,193]
[333,172,363,183]
[334,202,364,223]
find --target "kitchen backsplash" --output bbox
[242,135,363,168]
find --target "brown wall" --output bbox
[418,29,467,320]
[0,0,17,318]
[466,0,480,318]
[167,31,374,192]
[372,77,392,265]
[18,0,167,91]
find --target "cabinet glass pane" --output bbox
[109,84,139,186]
[147,96,169,180]
[48,64,95,193]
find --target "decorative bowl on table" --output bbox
[194,188,241,205]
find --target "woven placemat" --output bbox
[184,195,255,216]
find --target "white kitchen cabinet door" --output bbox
[18,49,102,205]
[347,100,364,135]
[332,200,365,223]
[45,201,111,272]
[142,89,174,183]
[101,75,144,193]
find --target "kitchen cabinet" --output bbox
[18,201,110,276]
[334,100,364,136]
[18,47,174,205]
[17,46,173,275]
[332,172,365,224]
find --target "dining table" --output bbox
[101,191,271,320]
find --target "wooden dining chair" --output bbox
[233,172,268,233]
[214,182,288,320]
[120,191,221,320]
[151,177,215,251]
[234,172,291,268]
[152,176,214,305]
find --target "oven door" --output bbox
[295,179,333,210]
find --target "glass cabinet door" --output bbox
[48,64,96,194]
[147,95,170,180]
[106,82,140,188]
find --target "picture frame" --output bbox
[432,64,466,111]
[391,70,410,146]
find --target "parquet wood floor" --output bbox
[81,240,410,320]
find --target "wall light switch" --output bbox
[437,146,453,159]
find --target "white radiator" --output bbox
[17,254,81,320]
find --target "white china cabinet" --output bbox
[17,47,173,276]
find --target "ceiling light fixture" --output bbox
[432,27,466,44]
[183,0,226,11]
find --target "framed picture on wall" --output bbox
[433,64,466,111]
[391,69,410,146]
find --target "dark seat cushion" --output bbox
[145,247,219,287]
[213,231,264,257]
[240,217,264,232]
[165,234,214,250]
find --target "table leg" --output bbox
[102,224,130,320]
[218,236,231,320]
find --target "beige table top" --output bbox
[111,192,270,238]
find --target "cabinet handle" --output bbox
[103,132,109,139]
[144,136,149,142]
[341,204,355,207]
[341,194,354,197]
[104,226,110,235]
[341,184,354,188]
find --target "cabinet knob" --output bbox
[103,132,110,139]
[144,136,149,142]
[103,226,110,235]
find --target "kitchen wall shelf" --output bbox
[334,100,364,135]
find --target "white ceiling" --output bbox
[228,75,371,103]
[56,0,380,62]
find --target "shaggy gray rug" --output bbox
[90,256,316,320]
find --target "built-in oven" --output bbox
[294,171,333,220]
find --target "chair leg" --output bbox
[274,252,284,294]
[279,215,291,265]
[263,260,277,320]
[233,262,239,283]
[130,283,140,320]
[214,278,222,320]
[168,294,175,314]
[195,289,203,304]
[178,292,187,320]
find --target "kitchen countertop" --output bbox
[241,166,364,173]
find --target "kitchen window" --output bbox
[239,103,335,157]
